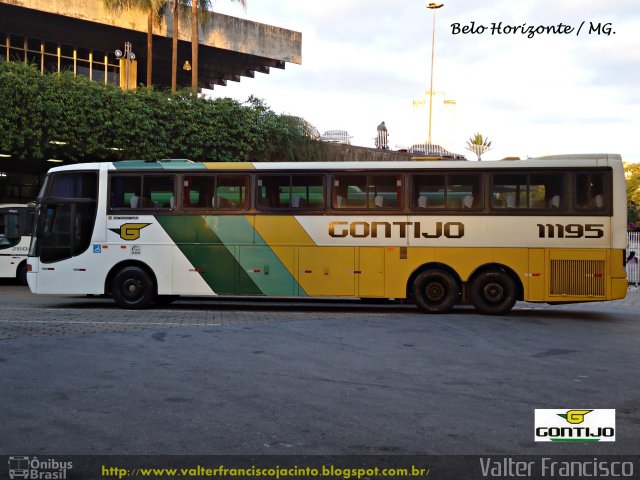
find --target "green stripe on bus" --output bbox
[113,160,207,170]
[155,215,260,295]
[204,216,307,297]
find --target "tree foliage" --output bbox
[624,162,640,230]
[0,62,319,163]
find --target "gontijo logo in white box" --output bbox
[535,409,615,442]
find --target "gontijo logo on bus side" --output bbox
[329,221,464,239]
[535,409,615,442]
[109,223,151,241]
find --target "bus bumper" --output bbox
[611,278,628,300]
[26,259,37,293]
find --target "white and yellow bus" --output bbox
[26,154,628,314]
[0,203,35,284]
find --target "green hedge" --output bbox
[0,61,323,163]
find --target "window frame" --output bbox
[332,173,404,211]
[108,173,177,212]
[573,170,611,214]
[256,173,326,212]
[410,172,483,211]
[489,171,567,212]
[181,173,251,211]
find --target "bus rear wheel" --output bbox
[111,266,155,309]
[412,269,458,313]
[469,270,516,315]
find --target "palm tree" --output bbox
[171,0,180,94]
[465,132,492,161]
[144,0,168,88]
[103,0,167,89]
[190,0,246,94]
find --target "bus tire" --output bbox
[111,266,155,309]
[412,269,458,313]
[17,262,28,286]
[470,270,516,315]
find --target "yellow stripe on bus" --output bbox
[252,216,317,294]
[203,162,256,170]
[253,216,317,247]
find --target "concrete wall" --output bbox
[310,143,414,162]
[0,0,301,64]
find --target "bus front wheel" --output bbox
[469,270,516,315]
[412,269,458,313]
[111,266,155,309]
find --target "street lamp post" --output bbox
[427,2,443,146]
[115,42,136,90]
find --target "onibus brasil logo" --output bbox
[8,456,73,479]
[534,409,615,442]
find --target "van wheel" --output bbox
[111,266,155,309]
[470,270,516,315]
[412,269,458,313]
[17,262,28,286]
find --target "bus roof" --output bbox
[44,153,623,174]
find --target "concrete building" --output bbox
[0,0,301,90]
[0,0,302,202]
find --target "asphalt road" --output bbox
[1,282,639,455]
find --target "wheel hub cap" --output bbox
[425,281,445,302]
[123,279,142,298]
[483,282,504,303]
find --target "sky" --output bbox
[208,0,640,162]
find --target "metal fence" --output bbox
[627,231,640,286]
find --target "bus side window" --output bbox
[215,175,249,209]
[333,182,347,208]
[146,176,175,209]
[258,175,289,209]
[291,175,324,209]
[333,175,367,209]
[5,212,19,239]
[492,174,526,209]
[183,175,213,208]
[0,211,20,247]
[530,174,564,209]
[412,175,445,209]
[448,174,481,209]
[369,174,402,209]
[576,172,607,211]
[110,176,141,209]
